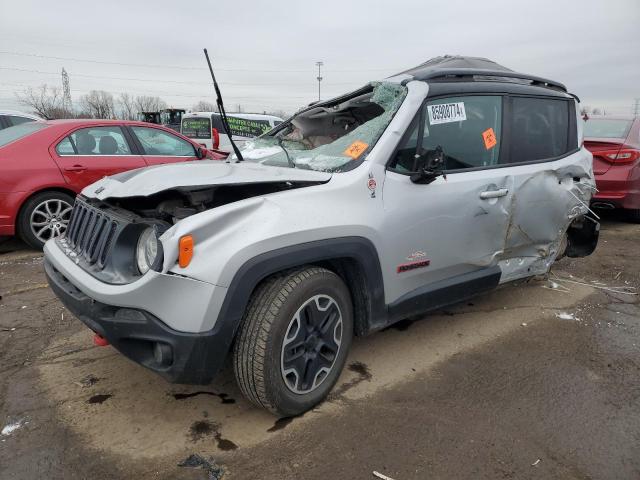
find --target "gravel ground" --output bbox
[0,214,638,479]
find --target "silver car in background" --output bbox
[44,56,599,416]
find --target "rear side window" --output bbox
[0,122,47,147]
[389,95,503,172]
[583,118,633,139]
[507,97,571,163]
[182,117,211,139]
[7,115,35,127]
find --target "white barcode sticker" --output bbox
[427,102,467,125]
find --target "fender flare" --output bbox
[205,236,386,379]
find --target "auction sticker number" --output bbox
[427,102,467,125]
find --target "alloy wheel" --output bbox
[280,294,343,394]
[29,198,73,243]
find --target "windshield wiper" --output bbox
[203,48,244,162]
[276,137,296,168]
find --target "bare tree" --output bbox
[79,90,115,119]
[16,84,68,119]
[134,95,167,113]
[117,93,137,120]
[192,100,216,112]
[264,109,289,120]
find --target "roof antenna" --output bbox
[203,48,244,162]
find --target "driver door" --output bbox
[381,95,512,306]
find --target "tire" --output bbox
[625,208,640,223]
[17,191,74,250]
[233,266,353,416]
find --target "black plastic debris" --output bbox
[75,374,99,388]
[178,454,224,479]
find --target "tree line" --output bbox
[16,84,287,120]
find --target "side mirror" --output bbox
[410,146,445,184]
[196,146,206,159]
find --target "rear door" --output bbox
[382,94,512,304]
[50,125,146,189]
[128,125,199,166]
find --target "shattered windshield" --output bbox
[232,82,407,172]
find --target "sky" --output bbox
[0,0,638,116]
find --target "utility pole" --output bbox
[61,67,72,117]
[633,98,640,117]
[316,61,323,101]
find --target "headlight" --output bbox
[136,227,159,275]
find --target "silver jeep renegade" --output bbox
[44,56,599,416]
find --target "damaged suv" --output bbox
[44,56,599,416]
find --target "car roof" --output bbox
[0,110,44,120]
[393,55,568,95]
[45,119,172,127]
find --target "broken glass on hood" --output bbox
[232,82,408,172]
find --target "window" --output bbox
[508,97,570,163]
[389,95,502,172]
[182,117,211,139]
[583,118,632,139]
[56,126,132,155]
[130,126,195,156]
[0,122,47,147]
[7,115,35,127]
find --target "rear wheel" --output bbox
[17,191,74,250]
[233,266,353,416]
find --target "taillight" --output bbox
[211,128,220,149]
[596,148,640,165]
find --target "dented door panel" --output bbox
[498,149,595,282]
[381,169,513,304]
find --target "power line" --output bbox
[0,66,362,87]
[0,50,406,73]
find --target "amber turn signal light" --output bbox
[178,235,194,268]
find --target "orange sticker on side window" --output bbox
[343,141,369,159]
[482,128,497,150]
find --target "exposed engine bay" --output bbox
[101,180,323,224]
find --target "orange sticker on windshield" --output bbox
[482,128,497,150]
[344,141,369,159]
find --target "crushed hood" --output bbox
[82,160,332,200]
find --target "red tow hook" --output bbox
[93,333,109,347]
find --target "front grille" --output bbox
[64,199,119,267]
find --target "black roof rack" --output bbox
[395,56,567,93]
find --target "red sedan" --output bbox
[584,115,640,222]
[0,119,226,248]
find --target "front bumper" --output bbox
[44,240,232,384]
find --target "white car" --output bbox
[181,111,282,151]
[0,110,44,130]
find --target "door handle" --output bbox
[64,164,87,172]
[479,188,508,199]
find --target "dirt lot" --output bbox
[1,215,639,480]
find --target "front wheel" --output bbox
[17,191,74,250]
[233,267,353,416]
